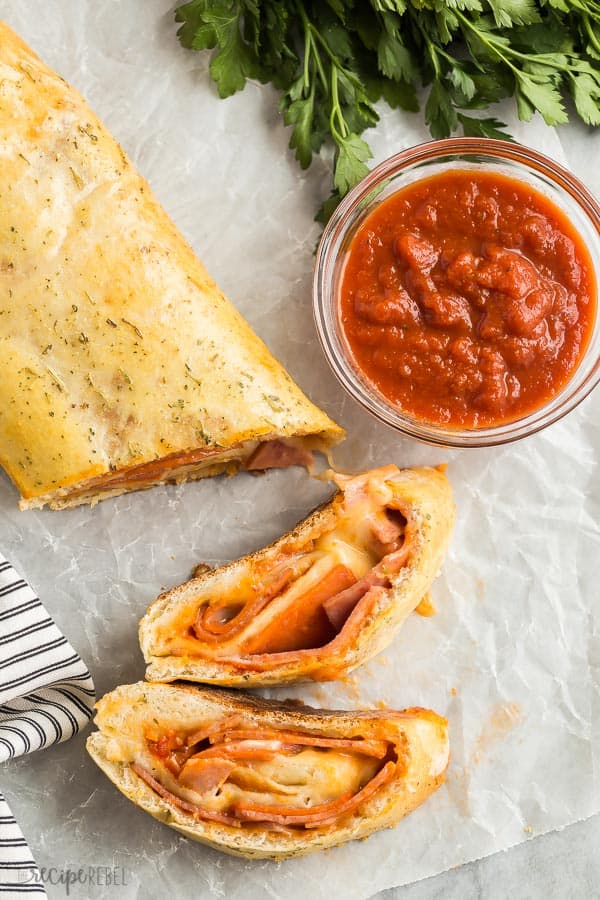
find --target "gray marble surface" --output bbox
[376,813,600,900]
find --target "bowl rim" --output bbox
[313,137,600,448]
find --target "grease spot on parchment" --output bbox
[473,702,522,764]
[446,702,523,818]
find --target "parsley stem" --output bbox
[296,1,329,96]
[408,11,442,79]
[301,12,364,95]
[307,31,329,96]
[295,0,354,143]
[454,12,519,75]
[305,27,329,94]
[329,66,348,141]
[456,8,584,77]
[301,17,310,91]
[582,13,600,57]
[572,0,600,14]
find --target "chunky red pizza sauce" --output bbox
[339,169,596,427]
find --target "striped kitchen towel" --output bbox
[0,554,95,897]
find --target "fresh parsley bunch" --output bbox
[175,0,600,220]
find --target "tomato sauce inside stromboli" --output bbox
[340,169,596,427]
[159,466,412,670]
[131,715,401,830]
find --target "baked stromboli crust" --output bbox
[139,466,454,686]
[86,682,449,860]
[0,23,342,510]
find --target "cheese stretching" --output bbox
[0,23,342,510]
[86,683,449,859]
[140,465,454,686]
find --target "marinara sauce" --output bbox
[339,169,596,427]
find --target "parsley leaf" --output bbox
[426,78,458,138]
[570,71,600,125]
[333,133,373,195]
[516,72,569,125]
[377,12,418,81]
[458,113,514,140]
[284,94,315,168]
[485,0,541,28]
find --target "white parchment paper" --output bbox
[0,2,598,898]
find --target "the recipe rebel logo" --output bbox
[17,865,130,895]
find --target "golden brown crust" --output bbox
[86,682,449,859]
[140,466,455,686]
[0,22,342,510]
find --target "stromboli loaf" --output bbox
[0,22,342,510]
[86,682,449,860]
[140,465,454,686]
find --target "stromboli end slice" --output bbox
[0,23,342,510]
[139,465,454,686]
[86,682,449,860]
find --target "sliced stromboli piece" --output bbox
[86,682,449,860]
[0,23,342,510]
[140,465,454,686]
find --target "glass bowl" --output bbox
[313,138,600,447]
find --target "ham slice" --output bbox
[322,580,373,632]
[186,714,244,748]
[322,540,411,631]
[194,739,287,761]
[178,757,237,794]
[131,763,241,826]
[245,440,313,471]
[372,544,411,577]
[206,729,389,759]
[149,715,246,775]
[368,508,406,546]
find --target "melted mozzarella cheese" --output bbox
[316,533,374,579]
[194,748,380,812]
[313,467,399,577]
